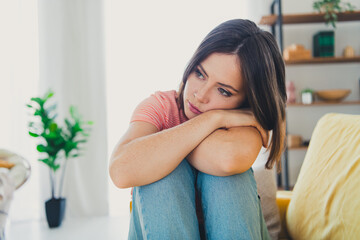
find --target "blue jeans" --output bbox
[128,159,270,240]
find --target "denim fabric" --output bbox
[128,159,270,240]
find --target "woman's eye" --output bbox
[218,88,232,97]
[195,69,205,80]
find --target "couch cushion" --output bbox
[253,148,281,240]
[286,113,360,239]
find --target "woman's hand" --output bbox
[211,109,269,148]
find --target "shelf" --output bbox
[287,101,360,107]
[277,186,294,190]
[285,56,360,65]
[260,11,360,26]
[288,146,308,150]
[264,6,360,191]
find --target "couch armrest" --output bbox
[277,190,292,240]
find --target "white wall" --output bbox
[282,0,360,185]
[0,0,41,221]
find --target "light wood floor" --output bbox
[7,215,130,240]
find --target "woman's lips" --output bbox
[188,101,202,115]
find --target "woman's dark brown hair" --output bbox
[177,19,287,170]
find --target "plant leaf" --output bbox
[49,122,58,132]
[325,12,330,20]
[44,132,58,139]
[34,109,43,116]
[36,144,47,153]
[39,158,50,166]
[65,118,73,131]
[331,21,336,28]
[31,97,43,106]
[29,132,39,137]
[44,90,54,101]
[53,164,60,172]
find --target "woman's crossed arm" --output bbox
[109,110,267,188]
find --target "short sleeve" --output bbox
[130,93,166,131]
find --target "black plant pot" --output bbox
[45,197,66,228]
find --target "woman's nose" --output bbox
[195,86,210,104]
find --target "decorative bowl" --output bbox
[315,89,351,102]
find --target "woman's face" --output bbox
[183,53,246,119]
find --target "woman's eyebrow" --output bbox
[198,64,208,77]
[199,63,239,93]
[218,82,239,93]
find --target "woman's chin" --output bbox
[186,110,203,120]
[184,108,195,120]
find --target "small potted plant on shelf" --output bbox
[301,88,314,104]
[313,0,356,28]
[26,90,93,228]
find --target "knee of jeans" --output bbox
[140,159,196,192]
[198,168,257,190]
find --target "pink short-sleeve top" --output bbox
[131,90,188,129]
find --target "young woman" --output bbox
[109,19,286,239]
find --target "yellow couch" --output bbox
[276,113,360,240]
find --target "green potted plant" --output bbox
[301,88,314,104]
[313,0,356,28]
[26,90,93,228]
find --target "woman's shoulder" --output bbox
[152,90,178,109]
[153,90,177,101]
[131,90,178,131]
[152,90,186,127]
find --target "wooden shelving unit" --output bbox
[288,146,308,150]
[287,101,360,107]
[260,2,360,190]
[260,11,360,26]
[285,56,360,65]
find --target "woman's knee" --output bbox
[132,159,198,213]
[196,168,261,221]
[197,168,258,195]
[196,168,261,224]
[139,159,196,194]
